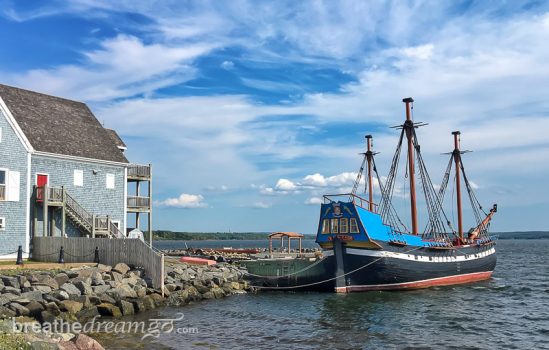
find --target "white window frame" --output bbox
[74,169,83,187]
[0,217,5,230]
[0,168,7,201]
[340,218,349,234]
[350,218,359,233]
[0,126,3,143]
[106,173,115,189]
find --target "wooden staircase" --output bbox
[35,186,125,239]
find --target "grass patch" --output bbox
[0,333,31,350]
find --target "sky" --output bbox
[1,0,548,234]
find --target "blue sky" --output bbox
[1,0,549,233]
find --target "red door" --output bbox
[37,174,48,187]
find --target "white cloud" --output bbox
[304,197,323,205]
[5,35,216,101]
[275,179,298,191]
[401,44,434,60]
[157,193,207,208]
[221,60,235,70]
[252,201,272,209]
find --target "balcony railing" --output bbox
[127,164,151,179]
[0,185,5,201]
[127,196,151,209]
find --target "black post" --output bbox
[58,246,65,264]
[94,246,100,264]
[16,245,23,265]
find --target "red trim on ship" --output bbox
[335,271,493,293]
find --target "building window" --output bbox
[350,218,359,233]
[322,219,330,234]
[0,127,3,142]
[106,173,115,189]
[0,170,5,201]
[0,217,5,230]
[331,218,339,234]
[74,170,83,187]
[340,218,348,233]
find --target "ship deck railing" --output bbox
[323,193,378,213]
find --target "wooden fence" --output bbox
[32,237,164,290]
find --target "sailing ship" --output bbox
[241,97,497,292]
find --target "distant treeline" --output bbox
[147,230,549,241]
[150,231,272,241]
[495,231,549,240]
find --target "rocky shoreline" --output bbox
[0,262,251,349]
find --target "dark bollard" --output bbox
[58,246,65,264]
[94,246,100,264]
[16,245,23,265]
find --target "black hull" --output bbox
[242,242,496,293]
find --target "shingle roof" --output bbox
[0,84,128,163]
[105,128,127,149]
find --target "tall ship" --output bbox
[241,97,497,292]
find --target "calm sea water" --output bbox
[97,239,549,350]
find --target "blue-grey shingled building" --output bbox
[0,84,152,259]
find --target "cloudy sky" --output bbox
[1,0,548,233]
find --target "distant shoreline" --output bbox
[150,230,549,241]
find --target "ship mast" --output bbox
[365,135,374,211]
[452,131,464,242]
[403,97,418,235]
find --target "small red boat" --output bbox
[179,256,217,265]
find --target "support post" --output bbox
[403,97,419,235]
[366,135,374,212]
[61,186,66,237]
[33,189,38,238]
[452,131,464,243]
[92,215,96,238]
[148,164,153,248]
[43,185,48,237]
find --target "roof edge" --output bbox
[0,96,34,152]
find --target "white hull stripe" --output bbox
[345,247,496,263]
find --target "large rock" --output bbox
[141,296,155,310]
[117,284,137,298]
[54,273,70,287]
[74,295,92,308]
[60,283,82,297]
[110,271,123,284]
[92,285,111,294]
[97,264,112,273]
[2,286,22,295]
[25,300,45,318]
[45,302,61,316]
[59,341,80,350]
[91,272,105,286]
[39,310,57,324]
[0,293,20,305]
[113,263,130,275]
[1,276,20,289]
[211,287,225,299]
[134,285,147,298]
[9,302,30,316]
[116,300,135,316]
[73,281,93,296]
[36,275,59,290]
[131,299,146,313]
[76,306,100,322]
[99,294,116,305]
[60,300,83,315]
[96,303,122,317]
[21,290,45,302]
[52,290,70,301]
[29,341,59,350]
[32,285,53,294]
[74,333,105,350]
[149,293,165,306]
[0,305,16,318]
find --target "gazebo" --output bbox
[268,232,304,255]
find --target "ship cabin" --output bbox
[315,193,451,250]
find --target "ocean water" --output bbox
[97,239,549,349]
